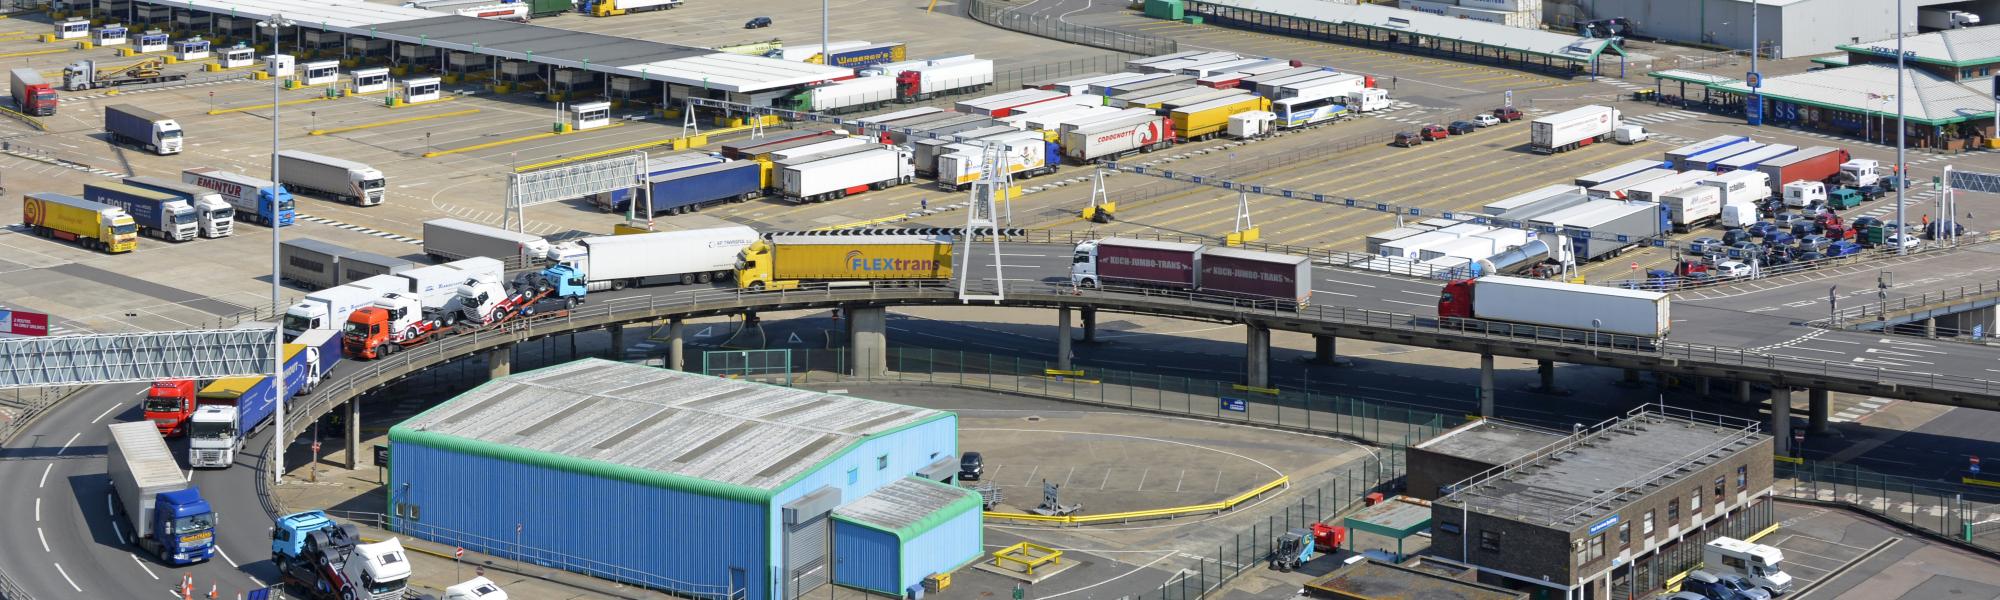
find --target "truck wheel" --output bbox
[612,280,628,291]
[680,273,694,285]
[749,281,766,291]
[697,272,712,283]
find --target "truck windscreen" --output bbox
[114,223,137,235]
[171,513,215,534]
[144,397,181,412]
[161,129,182,139]
[363,179,386,189]
[188,420,230,439]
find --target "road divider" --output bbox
[311,108,480,135]
[424,122,626,158]
[208,94,335,115]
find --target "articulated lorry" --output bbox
[123,175,234,238]
[776,145,915,203]
[935,133,1059,190]
[10,68,57,116]
[143,379,199,437]
[1070,238,1312,308]
[1439,275,1670,340]
[882,56,994,102]
[735,234,954,290]
[422,218,551,266]
[105,104,182,155]
[183,167,294,227]
[643,160,764,215]
[82,181,197,241]
[283,274,409,339]
[1063,112,1176,163]
[547,226,758,290]
[106,421,218,565]
[189,342,313,467]
[1530,105,1619,154]
[1754,146,1849,197]
[345,259,571,359]
[278,150,386,206]
[22,192,138,253]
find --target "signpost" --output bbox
[1221,397,1247,412]
[0,309,50,337]
[373,444,389,483]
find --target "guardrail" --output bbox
[1776,459,2000,553]
[1809,278,2000,328]
[985,476,1290,525]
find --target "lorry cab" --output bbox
[199,199,235,237]
[187,404,239,467]
[144,379,198,437]
[444,577,508,600]
[455,273,512,324]
[1069,240,1102,288]
[151,487,218,563]
[105,211,139,252]
[735,239,783,290]
[1436,279,1476,321]
[154,118,184,154]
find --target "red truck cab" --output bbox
[1438,279,1476,320]
[143,379,198,437]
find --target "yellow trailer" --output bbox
[1170,95,1271,141]
[23,192,137,253]
[737,234,954,290]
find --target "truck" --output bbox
[122,175,235,238]
[1069,238,1312,308]
[1713,144,1796,173]
[1574,160,1665,188]
[1062,113,1176,163]
[445,577,508,600]
[643,160,764,215]
[777,145,915,203]
[1529,105,1619,153]
[1699,170,1772,206]
[1660,185,1723,232]
[820,42,908,69]
[421,218,551,265]
[1753,146,1849,196]
[1586,168,1676,199]
[1678,140,1763,172]
[23,192,138,253]
[735,234,954,290]
[885,56,994,102]
[283,274,408,339]
[62,57,185,91]
[1662,135,1748,171]
[1439,275,1670,340]
[1919,7,1981,30]
[143,379,199,437]
[1170,94,1272,141]
[183,167,294,227]
[10,68,56,116]
[957,89,1067,117]
[190,351,307,467]
[105,104,183,154]
[272,511,413,600]
[547,226,758,291]
[82,181,197,242]
[454,264,589,326]
[936,134,1060,190]
[791,76,898,114]
[1703,537,1794,596]
[1623,170,1717,204]
[277,150,387,206]
[106,421,218,565]
[589,152,724,212]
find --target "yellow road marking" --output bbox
[310,108,481,135]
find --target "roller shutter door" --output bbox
[786,512,830,598]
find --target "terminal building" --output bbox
[1419,406,1774,600]
[388,359,979,600]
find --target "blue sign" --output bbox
[1588,514,1621,536]
[1745,98,1764,126]
[1221,397,1247,412]
[1745,71,1762,89]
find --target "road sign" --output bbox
[1505,90,1513,108]
[0,309,49,337]
[373,444,389,467]
[1745,98,1763,126]
[1746,71,1762,89]
[455,547,465,559]
[1221,397,1247,412]
[1973,456,1983,474]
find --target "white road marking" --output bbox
[216,546,240,568]
[37,528,48,552]
[1323,279,1377,288]
[112,520,125,544]
[57,432,79,455]
[35,498,40,521]
[39,464,50,488]
[134,389,146,396]
[52,562,81,592]
[1381,299,1431,307]
[92,404,119,424]
[107,493,114,516]
[1314,289,1357,297]
[129,555,158,579]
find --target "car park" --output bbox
[1448,121,1477,135]
[1791,221,1821,236]
[1772,213,1804,229]
[1765,231,1796,246]
[1796,250,1825,261]
[1471,114,1500,127]
[1727,241,1763,260]
[1885,233,1922,251]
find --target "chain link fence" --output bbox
[967,0,1177,56]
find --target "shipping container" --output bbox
[1573,160,1668,188]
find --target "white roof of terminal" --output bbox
[1842,25,2000,66]
[1190,0,1619,62]
[1711,64,1992,125]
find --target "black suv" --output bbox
[958,452,984,481]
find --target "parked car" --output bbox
[1791,221,1822,236]
[1796,250,1825,262]
[1393,132,1422,147]
[1727,241,1763,260]
[1747,222,1778,238]
[1420,124,1449,140]
[1492,106,1524,122]
[1722,229,1753,246]
[1885,233,1922,251]
[1772,212,1805,229]
[958,451,984,480]
[1798,234,1830,252]
[1447,120,1477,135]
[1688,237,1722,255]
[745,16,773,28]
[1924,220,1967,240]
[1684,570,1773,600]
[1471,114,1500,127]
[1827,187,1863,209]
[1765,231,1797,246]
[1850,216,1883,231]
[1827,240,1862,257]
[1715,261,1753,278]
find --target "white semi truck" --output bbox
[277,150,387,206]
[545,226,760,290]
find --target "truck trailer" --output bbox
[1171,94,1272,141]
[1530,105,1619,153]
[548,226,759,290]
[23,192,138,253]
[279,237,365,290]
[735,234,954,290]
[1574,160,1668,188]
[1660,185,1723,232]
[421,218,550,265]
[1062,112,1176,163]
[1586,168,1677,199]
[644,160,764,215]
[885,56,994,102]
[1753,146,1849,196]
[10,68,56,116]
[106,421,218,565]
[123,175,234,238]
[1663,135,1749,170]
[1069,238,1312,308]
[83,181,197,242]
[105,103,183,154]
[935,133,1060,190]
[283,274,408,338]
[277,150,386,206]
[777,145,915,203]
[1439,275,1670,341]
[183,167,294,227]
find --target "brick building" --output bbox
[1424,405,1775,600]
[1406,419,1567,501]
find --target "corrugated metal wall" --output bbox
[899,505,982,592]
[390,441,775,600]
[766,414,958,600]
[832,520,901,595]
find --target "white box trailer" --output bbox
[769,137,870,162]
[1378,230,1465,259]
[1061,112,1172,163]
[936,133,1054,190]
[1587,168,1677,199]
[1366,226,1430,255]
[421,218,550,265]
[1661,185,1723,232]
[1484,185,1581,215]
[276,150,386,206]
[283,274,406,338]
[1530,105,1619,153]
[803,76,897,113]
[553,226,759,290]
[1420,236,1502,262]
[1574,160,1667,188]
[1699,170,1772,206]
[1276,74,1364,101]
[1451,275,1669,338]
[397,257,503,312]
[1025,106,1121,133]
[1623,170,1716,204]
[779,146,914,203]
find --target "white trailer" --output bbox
[421,218,551,265]
[802,76,897,113]
[1448,275,1670,338]
[551,226,759,290]
[395,257,503,313]
[1699,170,1771,206]
[935,133,1054,190]
[1661,185,1723,232]
[768,137,869,162]
[277,150,386,206]
[779,146,915,203]
[892,57,994,101]
[1061,113,1172,163]
[1277,73,1364,101]
[1530,105,1619,153]
[282,274,406,338]
[1623,170,1716,204]
[1484,185,1582,215]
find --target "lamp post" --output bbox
[1896,0,1908,254]
[1746,0,1763,126]
[259,12,295,485]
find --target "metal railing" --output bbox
[1810,278,2000,328]
[966,0,1177,56]
[1775,459,2000,552]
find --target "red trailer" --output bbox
[1754,146,1849,197]
[1198,247,1312,307]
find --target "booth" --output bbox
[218,45,255,69]
[300,60,339,86]
[569,101,611,131]
[350,67,390,94]
[57,18,90,40]
[136,29,169,53]
[265,53,295,78]
[400,76,441,104]
[174,38,210,61]
[93,25,128,46]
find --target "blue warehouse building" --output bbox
[388,358,977,600]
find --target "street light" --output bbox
[258,12,295,485]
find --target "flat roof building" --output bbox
[1406,418,1567,501]
[389,359,979,600]
[1305,559,1527,600]
[1426,405,1774,600]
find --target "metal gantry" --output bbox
[0,328,280,388]
[504,153,648,231]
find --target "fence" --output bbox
[1810,278,2000,328]
[1775,459,2000,551]
[966,0,1177,56]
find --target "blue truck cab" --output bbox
[155,487,217,564]
[264,185,297,227]
[272,510,335,561]
[537,263,591,301]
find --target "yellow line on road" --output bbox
[0,47,68,59]
[208,94,335,115]
[512,123,755,171]
[310,108,480,135]
[424,122,626,158]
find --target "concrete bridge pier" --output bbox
[486,343,513,379]
[1808,388,1830,434]
[1479,353,1495,417]
[344,396,361,470]
[1081,307,1098,343]
[1737,380,1753,404]
[608,325,625,360]
[848,306,888,378]
[1245,324,1270,389]
[1313,335,1340,366]
[1926,317,1938,339]
[1772,387,1795,455]
[666,318,685,371]
[1057,307,1073,372]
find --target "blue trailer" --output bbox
[82,181,198,241]
[593,154,723,212]
[647,161,764,215]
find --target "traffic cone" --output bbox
[208,581,218,599]
[180,573,193,600]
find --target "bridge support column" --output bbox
[608,325,625,360]
[1081,307,1098,343]
[1808,388,1830,434]
[1925,317,1938,339]
[1245,324,1270,389]
[1737,380,1752,404]
[848,306,888,379]
[1312,335,1340,366]
[1529,359,1564,394]
[666,318,685,371]
[1772,387,1794,456]
[1479,353,1495,418]
[1620,368,1642,387]
[343,396,361,470]
[1057,307,1073,372]
[1700,376,1714,397]
[486,344,512,379]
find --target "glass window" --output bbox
[1575,539,1588,565]
[1669,499,1680,523]
[1692,487,1702,512]
[1643,510,1655,536]
[847,468,858,484]
[1715,476,1727,501]
[1589,533,1605,561]
[877,455,888,470]
[1479,530,1501,552]
[1738,465,1749,489]
[1618,522,1630,548]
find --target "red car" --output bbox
[1492,107,1524,122]
[1420,124,1449,141]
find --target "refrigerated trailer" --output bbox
[777,146,915,203]
[277,150,386,206]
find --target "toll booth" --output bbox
[350,67,390,94]
[219,45,256,69]
[265,53,295,78]
[136,29,170,53]
[94,25,128,46]
[57,18,90,40]
[569,101,611,131]
[300,60,339,86]
[400,76,441,104]
[175,38,211,61]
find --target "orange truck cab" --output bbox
[143,379,198,437]
[342,293,440,359]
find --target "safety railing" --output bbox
[1775,459,2000,553]
[966,0,1177,56]
[1808,278,2000,328]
